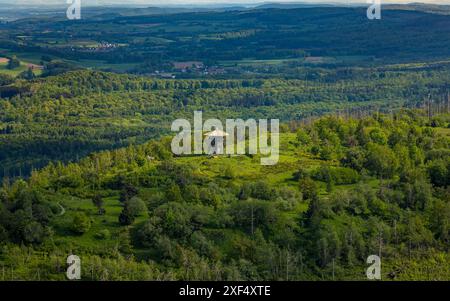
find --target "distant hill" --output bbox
[385,3,450,15]
[255,2,345,9]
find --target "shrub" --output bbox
[298,177,318,200]
[312,166,360,185]
[72,213,91,234]
[95,229,111,240]
[118,207,135,225]
[23,222,44,244]
[7,56,20,69]
[127,196,147,217]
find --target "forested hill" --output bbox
[2,67,450,178]
[0,109,448,280]
[2,6,450,67]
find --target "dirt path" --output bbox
[57,202,66,216]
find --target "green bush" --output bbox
[127,196,147,217]
[71,213,91,234]
[95,229,111,240]
[312,166,360,185]
[6,56,20,69]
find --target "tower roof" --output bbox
[204,129,229,137]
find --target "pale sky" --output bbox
[8,0,450,6]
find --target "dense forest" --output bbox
[1,67,450,178]
[0,109,449,280]
[0,4,449,281]
[3,6,450,66]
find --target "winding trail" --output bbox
[57,202,66,216]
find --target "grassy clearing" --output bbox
[47,131,375,253]
[0,59,42,77]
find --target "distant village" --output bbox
[72,42,120,53]
[151,61,226,79]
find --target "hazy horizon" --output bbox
[5,0,450,7]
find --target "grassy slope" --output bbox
[50,133,305,247]
[45,128,449,280]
